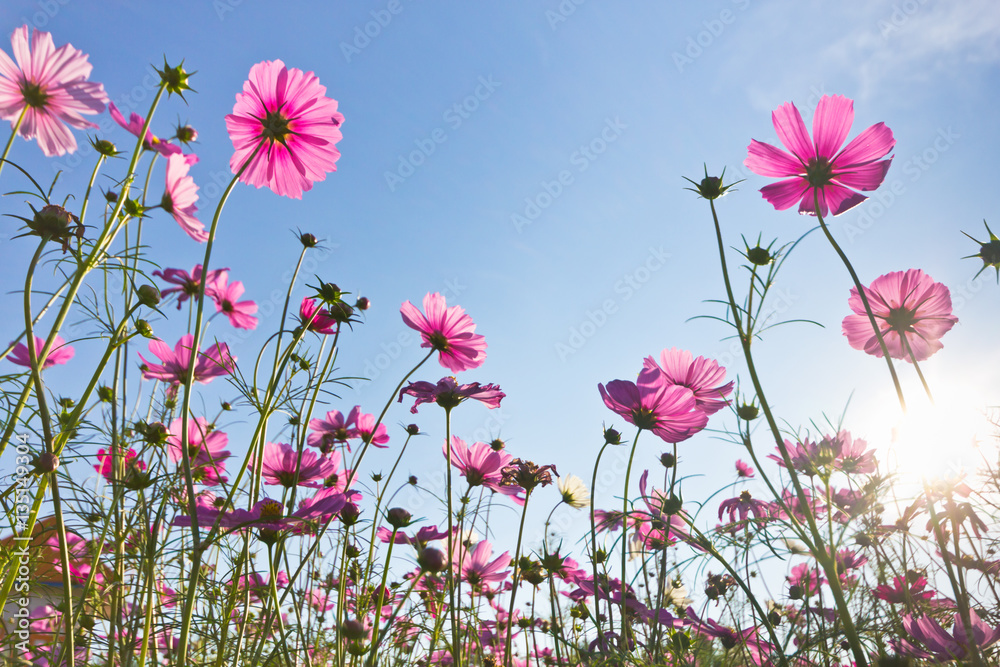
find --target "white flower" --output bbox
[557,474,590,509]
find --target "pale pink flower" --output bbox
[108,101,181,156]
[205,272,258,329]
[400,293,487,373]
[445,436,511,489]
[139,334,236,384]
[735,460,755,478]
[7,334,74,368]
[598,367,707,444]
[745,94,894,217]
[643,348,733,415]
[256,441,336,488]
[153,264,229,310]
[225,59,344,199]
[0,26,107,157]
[354,410,389,448]
[166,417,231,485]
[897,609,1000,662]
[842,269,958,362]
[457,540,511,589]
[162,153,206,242]
[307,408,359,453]
[94,447,146,482]
[399,376,504,414]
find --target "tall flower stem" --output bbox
[504,491,532,667]
[707,197,869,667]
[619,428,642,652]
[588,440,613,649]
[814,191,906,412]
[444,406,460,667]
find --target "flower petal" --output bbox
[772,101,814,162]
[834,122,895,167]
[811,95,854,159]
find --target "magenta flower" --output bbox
[108,101,181,156]
[897,609,1000,662]
[225,59,344,199]
[735,460,755,478]
[842,268,958,362]
[598,367,708,444]
[299,297,338,334]
[400,293,487,373]
[684,606,760,652]
[206,272,258,330]
[745,94,894,217]
[399,376,504,414]
[642,348,733,415]
[307,408,359,453]
[256,441,335,488]
[445,436,511,489]
[872,575,938,605]
[153,264,229,310]
[161,153,206,242]
[457,539,511,589]
[94,447,146,482]
[377,525,448,548]
[0,26,107,157]
[787,562,826,598]
[139,334,236,384]
[166,417,231,484]
[354,410,389,448]
[718,490,771,525]
[7,334,74,369]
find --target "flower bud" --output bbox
[489,438,506,452]
[746,246,773,266]
[299,232,318,248]
[603,427,622,445]
[788,584,803,600]
[340,502,361,526]
[32,452,59,474]
[176,125,197,143]
[408,475,418,486]
[92,138,117,157]
[135,319,154,338]
[418,547,447,573]
[370,472,383,482]
[355,296,370,311]
[386,507,412,529]
[767,610,781,627]
[660,452,676,468]
[345,543,361,559]
[158,59,194,98]
[341,619,367,641]
[137,284,161,307]
[736,403,759,421]
[104,190,118,204]
[98,386,114,403]
[405,424,420,436]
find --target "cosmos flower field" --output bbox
[2,22,1000,667]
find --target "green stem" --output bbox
[618,429,642,653]
[814,192,905,412]
[504,491,532,667]
[588,440,612,650]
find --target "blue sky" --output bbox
[2,1,999,550]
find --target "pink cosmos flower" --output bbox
[399,376,504,414]
[377,525,449,548]
[256,441,336,488]
[0,26,108,157]
[446,436,511,489]
[153,264,229,310]
[718,490,771,525]
[787,562,826,598]
[7,334,74,368]
[162,152,206,242]
[400,293,487,373]
[735,460,755,478]
[598,367,708,444]
[225,59,344,199]
[299,297,338,334]
[842,269,958,362]
[873,574,937,605]
[354,410,389,448]
[139,334,236,384]
[205,271,258,330]
[457,539,511,589]
[166,417,231,485]
[307,408,357,453]
[896,609,1000,662]
[108,101,181,156]
[643,348,733,415]
[94,447,146,482]
[745,94,894,217]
